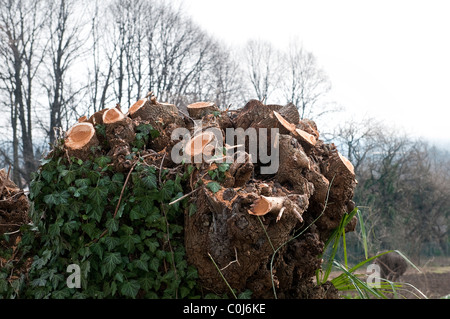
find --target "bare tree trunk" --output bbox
[0,0,47,184]
[45,0,84,144]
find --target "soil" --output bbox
[401,269,450,299]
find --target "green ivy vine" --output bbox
[1,126,200,299]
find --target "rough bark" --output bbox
[33,96,357,299]
[234,99,282,130]
[128,94,183,127]
[187,101,219,119]
[278,103,300,125]
[103,107,136,172]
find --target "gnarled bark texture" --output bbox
[57,96,357,299]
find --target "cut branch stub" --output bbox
[64,122,99,159]
[102,107,135,144]
[102,107,135,171]
[184,131,215,161]
[338,151,355,176]
[103,107,125,124]
[129,96,182,127]
[294,128,317,147]
[88,108,107,126]
[297,119,320,140]
[273,110,296,134]
[128,97,149,116]
[316,150,357,237]
[187,101,219,119]
[272,111,317,148]
[275,134,313,195]
[247,195,304,223]
[247,195,285,216]
[228,150,254,187]
[278,103,300,125]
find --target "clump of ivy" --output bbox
[1,126,200,299]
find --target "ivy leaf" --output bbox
[89,186,108,206]
[41,170,54,183]
[150,128,160,139]
[90,243,104,260]
[103,237,120,251]
[238,289,253,299]
[48,222,61,237]
[120,234,140,252]
[106,217,119,234]
[114,272,124,283]
[52,288,71,299]
[134,259,148,272]
[144,238,159,253]
[149,257,160,272]
[81,223,98,240]
[218,163,230,173]
[29,180,44,199]
[75,178,91,188]
[31,277,47,287]
[139,275,154,291]
[129,207,142,221]
[103,252,121,276]
[62,220,79,236]
[142,174,157,189]
[180,286,191,298]
[206,181,221,193]
[60,169,76,185]
[120,280,140,299]
[160,181,174,201]
[94,155,111,168]
[43,193,58,206]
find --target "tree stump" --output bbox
[21,95,356,300]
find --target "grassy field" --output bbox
[326,257,450,299]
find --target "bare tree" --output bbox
[243,39,280,102]
[43,0,87,144]
[333,119,450,261]
[282,41,334,119]
[0,0,46,185]
[329,117,383,173]
[86,0,116,112]
[207,46,247,109]
[104,0,215,109]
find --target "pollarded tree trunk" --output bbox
[22,95,356,299]
[183,99,356,298]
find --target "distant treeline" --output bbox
[329,118,450,262]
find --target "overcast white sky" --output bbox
[182,0,450,146]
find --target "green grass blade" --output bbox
[357,208,368,259]
[332,260,387,299]
[393,250,422,273]
[208,252,237,299]
[318,207,359,284]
